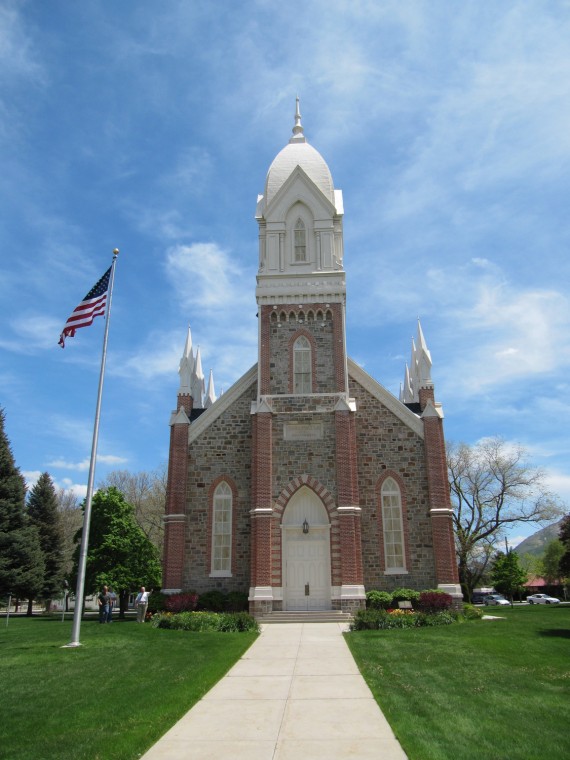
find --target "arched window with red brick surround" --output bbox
[293,335,311,393]
[210,481,233,577]
[380,476,407,573]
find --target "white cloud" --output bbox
[47,454,128,472]
[55,478,88,500]
[165,243,253,311]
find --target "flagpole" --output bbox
[64,249,119,648]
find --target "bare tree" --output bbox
[97,465,166,554]
[56,488,82,579]
[447,438,564,599]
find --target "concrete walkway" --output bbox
[141,622,407,759]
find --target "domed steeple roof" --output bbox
[263,98,335,207]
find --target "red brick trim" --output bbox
[374,471,412,574]
[272,476,341,587]
[206,475,239,577]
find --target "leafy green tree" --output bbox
[539,539,565,586]
[448,438,564,599]
[72,487,161,617]
[27,473,65,609]
[491,550,528,603]
[0,408,45,605]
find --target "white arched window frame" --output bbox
[381,477,406,573]
[211,481,232,577]
[293,218,307,262]
[293,335,312,394]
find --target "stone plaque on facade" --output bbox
[284,422,323,441]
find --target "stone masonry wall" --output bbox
[182,381,256,594]
[350,377,438,592]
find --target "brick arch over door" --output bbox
[374,471,412,574]
[272,474,341,588]
[206,475,239,577]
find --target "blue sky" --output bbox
[1,1,569,547]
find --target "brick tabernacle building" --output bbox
[162,100,461,615]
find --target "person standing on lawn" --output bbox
[135,586,149,623]
[98,585,111,624]
[107,587,117,623]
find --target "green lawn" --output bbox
[345,604,570,760]
[0,615,257,760]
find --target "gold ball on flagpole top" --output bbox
[113,248,119,255]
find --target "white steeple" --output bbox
[178,324,194,395]
[402,363,414,404]
[414,319,433,389]
[204,368,216,409]
[191,345,205,408]
[402,319,433,405]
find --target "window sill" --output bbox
[383,568,408,575]
[209,571,233,578]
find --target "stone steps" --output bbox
[257,610,353,624]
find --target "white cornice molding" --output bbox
[348,358,424,438]
[188,364,257,443]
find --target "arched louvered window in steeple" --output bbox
[293,335,311,393]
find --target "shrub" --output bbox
[146,591,167,614]
[351,609,386,630]
[462,603,484,620]
[216,612,259,632]
[366,590,393,610]
[225,591,249,612]
[164,592,199,613]
[417,591,453,613]
[415,611,456,627]
[151,611,259,633]
[196,590,227,612]
[391,587,421,606]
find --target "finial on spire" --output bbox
[289,95,306,144]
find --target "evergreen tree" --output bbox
[0,409,45,603]
[27,473,65,606]
[72,487,161,617]
[558,515,570,577]
[491,550,527,603]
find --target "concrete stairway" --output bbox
[257,610,353,624]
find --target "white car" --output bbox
[527,593,560,605]
[484,594,510,606]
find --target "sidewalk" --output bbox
[141,621,407,759]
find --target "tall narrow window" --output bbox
[212,481,232,575]
[293,336,312,393]
[381,478,406,571]
[294,218,306,262]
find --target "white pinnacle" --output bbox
[204,368,217,409]
[191,345,205,408]
[178,324,194,395]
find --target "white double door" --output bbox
[284,531,331,610]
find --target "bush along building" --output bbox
[162,100,461,616]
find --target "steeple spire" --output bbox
[415,318,432,389]
[191,345,205,408]
[178,324,194,395]
[204,368,217,409]
[289,95,306,144]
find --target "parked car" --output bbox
[527,593,560,605]
[484,594,510,606]
[471,592,488,605]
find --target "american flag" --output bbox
[58,266,112,348]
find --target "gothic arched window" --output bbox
[211,481,232,575]
[293,335,312,394]
[294,218,306,262]
[381,477,406,571]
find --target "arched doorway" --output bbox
[281,486,331,610]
